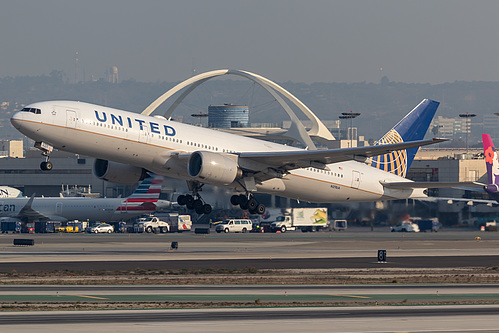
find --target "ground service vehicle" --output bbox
[391,221,420,232]
[21,222,35,233]
[0,218,21,233]
[35,221,58,233]
[270,208,329,233]
[416,218,440,232]
[332,219,347,231]
[134,216,169,233]
[215,219,252,233]
[164,213,192,232]
[88,223,114,233]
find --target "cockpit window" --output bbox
[21,107,41,114]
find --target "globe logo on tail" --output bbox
[366,129,408,177]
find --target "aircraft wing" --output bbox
[238,138,447,170]
[17,195,51,221]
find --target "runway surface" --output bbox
[1,255,499,272]
[1,283,498,304]
[0,229,498,271]
[1,229,499,332]
[1,306,499,332]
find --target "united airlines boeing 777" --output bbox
[11,98,453,215]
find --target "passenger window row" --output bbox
[306,167,343,178]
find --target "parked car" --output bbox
[391,221,420,232]
[215,219,252,233]
[87,223,114,234]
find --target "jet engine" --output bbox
[93,159,147,185]
[188,151,240,186]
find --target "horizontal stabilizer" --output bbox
[418,197,497,205]
[381,181,486,190]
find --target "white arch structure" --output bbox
[141,69,336,149]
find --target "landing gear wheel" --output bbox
[177,195,186,205]
[248,198,258,211]
[230,195,240,206]
[237,194,248,206]
[185,195,194,206]
[202,204,212,215]
[40,161,53,171]
[256,204,266,215]
[240,201,249,210]
[193,199,203,211]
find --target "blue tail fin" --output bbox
[367,99,440,177]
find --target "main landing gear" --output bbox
[177,194,212,215]
[231,194,266,215]
[177,182,212,215]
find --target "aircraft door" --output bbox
[56,202,63,215]
[120,201,128,214]
[66,110,77,128]
[351,170,361,189]
[138,126,150,143]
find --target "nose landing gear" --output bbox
[35,142,54,171]
[40,160,53,171]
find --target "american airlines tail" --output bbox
[482,134,499,200]
[367,99,440,177]
[117,173,164,212]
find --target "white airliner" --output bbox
[0,186,22,198]
[11,98,456,215]
[0,174,172,222]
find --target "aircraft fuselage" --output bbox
[11,101,424,203]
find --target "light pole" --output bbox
[458,112,476,154]
[191,112,208,126]
[339,111,361,148]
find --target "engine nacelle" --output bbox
[93,159,147,185]
[188,151,240,186]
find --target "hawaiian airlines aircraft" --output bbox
[0,174,171,222]
[11,99,451,215]
[417,133,498,206]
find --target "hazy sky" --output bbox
[2,0,499,84]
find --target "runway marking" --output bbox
[329,294,371,299]
[71,295,109,300]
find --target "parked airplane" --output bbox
[418,133,499,206]
[11,99,449,215]
[481,134,499,201]
[0,186,22,198]
[0,173,172,222]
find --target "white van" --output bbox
[215,219,252,233]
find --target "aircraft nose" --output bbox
[10,111,25,129]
